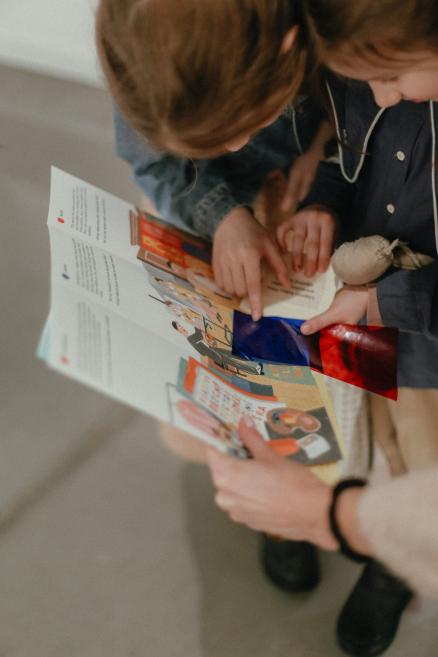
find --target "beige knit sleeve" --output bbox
[358,467,438,597]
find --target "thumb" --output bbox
[301,309,334,335]
[238,416,273,460]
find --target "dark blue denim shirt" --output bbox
[304,75,438,387]
[114,97,324,240]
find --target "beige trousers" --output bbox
[370,389,438,475]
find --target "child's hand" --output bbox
[301,286,369,335]
[276,207,336,278]
[213,206,290,322]
[281,150,322,213]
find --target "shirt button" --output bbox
[396,150,406,162]
[386,203,396,215]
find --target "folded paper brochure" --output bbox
[37,168,398,481]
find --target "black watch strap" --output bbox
[329,478,371,564]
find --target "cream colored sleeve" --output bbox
[358,467,438,598]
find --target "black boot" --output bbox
[261,534,320,592]
[337,560,413,657]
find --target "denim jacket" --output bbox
[303,75,438,387]
[114,97,324,240]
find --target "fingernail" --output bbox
[243,415,255,428]
[301,323,310,335]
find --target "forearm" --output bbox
[335,488,373,556]
[304,484,372,556]
[136,164,241,239]
[211,418,438,599]
[358,468,438,597]
[306,119,335,159]
[333,469,438,597]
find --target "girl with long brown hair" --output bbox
[96,0,335,321]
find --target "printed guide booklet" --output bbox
[38,168,346,482]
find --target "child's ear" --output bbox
[281,26,299,54]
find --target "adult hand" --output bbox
[207,416,337,550]
[301,285,369,335]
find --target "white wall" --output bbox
[0,0,102,86]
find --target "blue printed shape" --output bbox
[232,312,310,366]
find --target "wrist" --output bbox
[219,205,255,228]
[227,204,255,220]
[214,205,256,239]
[334,486,373,558]
[306,142,325,161]
[308,484,339,551]
[299,203,337,220]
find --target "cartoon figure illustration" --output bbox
[152,276,221,323]
[266,408,321,437]
[265,407,321,458]
[202,316,233,348]
[143,257,193,288]
[148,268,234,345]
[130,208,216,273]
[168,261,234,301]
[162,300,205,331]
[172,321,264,376]
[265,407,335,463]
[176,399,237,448]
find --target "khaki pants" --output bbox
[370,389,438,475]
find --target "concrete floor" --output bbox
[1,63,437,657]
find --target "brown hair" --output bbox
[305,0,438,64]
[96,0,308,158]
